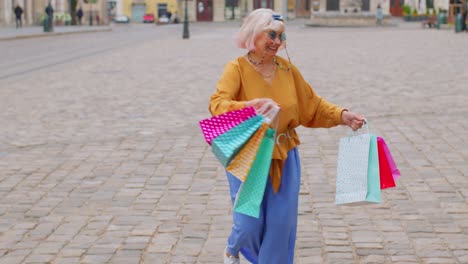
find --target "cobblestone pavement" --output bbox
[0,25,111,41]
[0,21,467,263]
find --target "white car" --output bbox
[158,16,169,24]
[114,15,130,23]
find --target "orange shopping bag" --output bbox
[226,123,268,182]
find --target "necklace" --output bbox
[247,52,277,79]
[261,64,276,78]
[273,56,291,71]
[247,51,265,65]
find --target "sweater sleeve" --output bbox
[292,65,345,128]
[209,61,246,116]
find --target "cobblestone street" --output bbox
[0,21,467,263]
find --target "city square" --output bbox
[0,20,467,263]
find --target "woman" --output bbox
[209,8,365,264]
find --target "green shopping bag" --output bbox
[366,134,381,203]
[211,115,264,167]
[233,127,275,218]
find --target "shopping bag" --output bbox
[378,137,401,181]
[211,115,264,167]
[377,137,396,189]
[199,107,256,145]
[233,127,275,218]
[335,130,381,205]
[226,123,269,182]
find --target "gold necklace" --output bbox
[260,64,276,78]
[247,51,265,65]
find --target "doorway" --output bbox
[197,0,213,21]
[390,0,404,16]
[132,4,146,22]
[296,0,311,17]
[254,0,274,9]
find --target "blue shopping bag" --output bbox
[335,128,381,205]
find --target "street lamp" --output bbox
[182,0,189,39]
[89,3,93,26]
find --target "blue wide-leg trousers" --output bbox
[226,148,301,264]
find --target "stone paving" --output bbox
[0,20,467,264]
[0,25,111,41]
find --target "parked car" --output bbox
[113,15,130,23]
[143,13,155,23]
[158,15,169,24]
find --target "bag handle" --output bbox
[348,118,369,137]
[255,103,280,138]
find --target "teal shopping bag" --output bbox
[233,128,275,218]
[366,135,381,203]
[335,131,381,205]
[211,115,264,167]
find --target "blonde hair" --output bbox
[236,8,286,51]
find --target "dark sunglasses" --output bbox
[266,30,287,42]
[272,14,284,22]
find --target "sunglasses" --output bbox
[266,30,287,42]
[272,14,284,22]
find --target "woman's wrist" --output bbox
[341,109,349,125]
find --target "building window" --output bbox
[226,0,239,7]
[326,0,339,11]
[426,0,434,9]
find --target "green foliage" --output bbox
[412,8,418,16]
[403,5,412,16]
[64,13,72,22]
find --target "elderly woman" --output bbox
[209,8,365,264]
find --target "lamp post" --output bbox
[89,3,93,26]
[182,0,190,39]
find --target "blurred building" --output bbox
[0,0,108,26]
[0,0,454,25]
[115,0,304,22]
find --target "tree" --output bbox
[71,0,77,25]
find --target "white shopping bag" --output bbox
[335,129,381,205]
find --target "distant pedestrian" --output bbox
[166,11,172,24]
[45,2,54,32]
[14,5,23,29]
[96,14,100,25]
[462,0,467,31]
[376,4,383,26]
[173,12,179,24]
[77,7,84,25]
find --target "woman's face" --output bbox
[254,27,285,58]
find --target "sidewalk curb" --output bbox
[0,27,112,41]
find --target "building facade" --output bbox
[0,0,108,26]
[116,0,291,22]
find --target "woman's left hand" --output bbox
[341,110,365,131]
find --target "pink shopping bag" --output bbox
[377,137,401,181]
[199,107,256,145]
[377,137,396,189]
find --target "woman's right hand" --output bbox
[245,98,279,115]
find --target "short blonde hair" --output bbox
[236,8,285,51]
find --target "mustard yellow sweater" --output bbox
[210,56,344,193]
